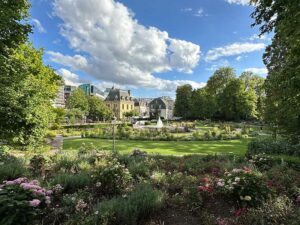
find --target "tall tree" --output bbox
[0,0,32,54]
[206,67,236,96]
[174,84,193,119]
[239,71,265,120]
[218,79,257,121]
[66,89,89,115]
[190,88,217,119]
[0,44,62,146]
[251,0,300,141]
[87,96,112,121]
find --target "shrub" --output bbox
[89,184,164,225]
[0,160,28,182]
[92,157,132,195]
[247,138,300,156]
[0,178,52,225]
[236,196,293,225]
[128,159,150,179]
[29,155,47,176]
[198,167,272,207]
[51,172,91,193]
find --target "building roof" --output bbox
[105,87,132,101]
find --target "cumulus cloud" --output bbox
[205,42,265,61]
[49,0,201,92]
[56,68,84,86]
[31,19,46,33]
[225,0,251,6]
[244,67,268,75]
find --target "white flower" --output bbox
[217,182,224,187]
[235,177,240,182]
[94,211,99,215]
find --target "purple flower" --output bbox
[5,181,15,185]
[30,180,39,185]
[46,190,53,195]
[29,199,41,207]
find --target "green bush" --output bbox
[128,159,150,179]
[90,184,164,225]
[247,138,300,156]
[0,161,28,182]
[51,172,91,193]
[29,155,47,176]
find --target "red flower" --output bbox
[233,208,248,217]
[201,177,209,183]
[198,185,213,192]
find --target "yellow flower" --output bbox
[244,196,252,201]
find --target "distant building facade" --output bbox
[105,87,134,119]
[53,86,65,108]
[79,84,105,99]
[149,96,174,119]
[134,98,152,117]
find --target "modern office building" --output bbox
[79,84,105,99]
[64,85,77,102]
[53,86,66,108]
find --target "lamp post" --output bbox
[112,116,117,153]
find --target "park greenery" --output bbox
[0,0,299,224]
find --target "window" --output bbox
[122,104,124,110]
[131,105,133,110]
[127,104,129,110]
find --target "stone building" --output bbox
[105,87,134,119]
[134,98,152,117]
[149,96,174,120]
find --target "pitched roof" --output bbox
[105,87,132,101]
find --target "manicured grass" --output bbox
[63,138,250,155]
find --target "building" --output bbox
[53,86,65,108]
[64,85,77,102]
[79,84,105,99]
[134,98,152,117]
[149,96,175,120]
[105,87,134,119]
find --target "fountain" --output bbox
[156,117,163,128]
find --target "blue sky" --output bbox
[29,0,271,98]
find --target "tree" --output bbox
[87,96,112,121]
[174,84,193,119]
[251,0,300,141]
[190,88,217,119]
[0,44,62,146]
[0,0,32,54]
[218,79,257,120]
[123,110,139,118]
[66,89,89,114]
[206,67,236,96]
[239,71,265,120]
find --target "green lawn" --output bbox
[63,138,250,155]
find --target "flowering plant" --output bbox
[0,177,52,225]
[215,167,271,206]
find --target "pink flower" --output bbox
[30,180,39,185]
[46,190,53,195]
[45,196,51,205]
[29,199,41,207]
[5,181,15,185]
[201,177,209,183]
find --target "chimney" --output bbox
[128,90,131,96]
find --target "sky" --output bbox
[29,0,271,98]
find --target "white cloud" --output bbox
[31,19,46,33]
[236,56,243,61]
[249,34,267,41]
[194,8,204,17]
[56,68,83,86]
[47,51,88,70]
[206,59,230,71]
[205,42,265,61]
[50,0,202,92]
[244,67,268,75]
[225,0,251,6]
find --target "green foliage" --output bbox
[218,79,257,120]
[174,84,193,119]
[0,178,52,225]
[87,96,112,121]
[206,67,236,96]
[90,184,164,225]
[251,0,300,142]
[66,89,89,115]
[29,155,47,177]
[247,138,300,156]
[0,0,31,54]
[51,172,91,193]
[0,44,62,146]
